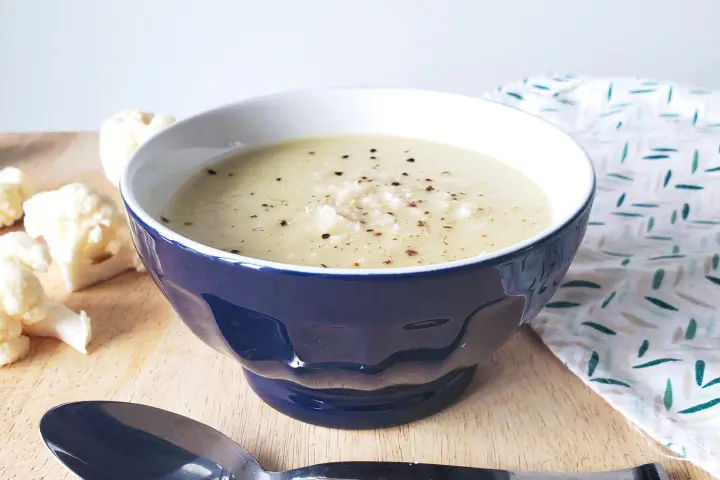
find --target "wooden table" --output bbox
[0,133,711,479]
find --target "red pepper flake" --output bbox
[321,233,330,239]
[276,177,282,181]
[334,171,344,176]
[160,216,170,223]
[383,259,393,265]
[481,234,488,238]
[417,220,425,227]
[230,249,240,254]
[207,169,217,175]
[405,249,419,256]
[279,219,288,226]
[391,181,401,186]
[353,262,361,267]
[406,158,415,163]
[183,221,193,226]
[425,185,435,192]
[374,232,383,236]
[407,201,417,207]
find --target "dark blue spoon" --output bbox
[39,401,669,480]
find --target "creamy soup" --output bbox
[166,135,552,269]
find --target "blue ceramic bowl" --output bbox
[121,88,594,429]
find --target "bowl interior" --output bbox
[122,88,594,273]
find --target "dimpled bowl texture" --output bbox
[121,88,595,429]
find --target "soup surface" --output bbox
[167,135,552,269]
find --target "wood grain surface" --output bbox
[0,133,712,479]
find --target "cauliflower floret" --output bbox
[0,231,51,272]
[0,335,30,367]
[23,183,141,292]
[0,258,51,324]
[0,167,33,227]
[99,109,176,187]
[0,240,92,361]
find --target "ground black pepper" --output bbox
[426,186,434,192]
[183,221,193,226]
[405,249,419,256]
[322,233,330,239]
[417,220,425,227]
[321,263,328,268]
[370,156,377,160]
[406,158,415,163]
[276,177,282,181]
[250,215,257,218]
[383,259,393,265]
[279,220,288,226]
[207,169,217,175]
[261,203,268,207]
[230,249,240,254]
[228,173,234,177]
[391,181,400,186]
[309,151,316,155]
[370,148,377,153]
[160,216,169,223]
[334,172,343,176]
[342,154,349,159]
[402,172,409,176]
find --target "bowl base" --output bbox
[243,366,476,429]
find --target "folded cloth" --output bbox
[486,75,720,477]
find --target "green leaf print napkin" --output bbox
[486,75,720,477]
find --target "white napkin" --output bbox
[485,75,720,477]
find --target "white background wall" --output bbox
[1,0,719,132]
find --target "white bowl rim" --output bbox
[120,86,596,277]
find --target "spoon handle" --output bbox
[278,461,668,480]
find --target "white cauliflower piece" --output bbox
[0,310,29,367]
[23,183,141,292]
[99,109,176,187]
[24,303,92,355]
[0,167,33,227]
[0,239,92,360]
[0,231,51,272]
[0,335,30,367]
[0,258,51,324]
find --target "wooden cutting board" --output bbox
[0,132,710,479]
